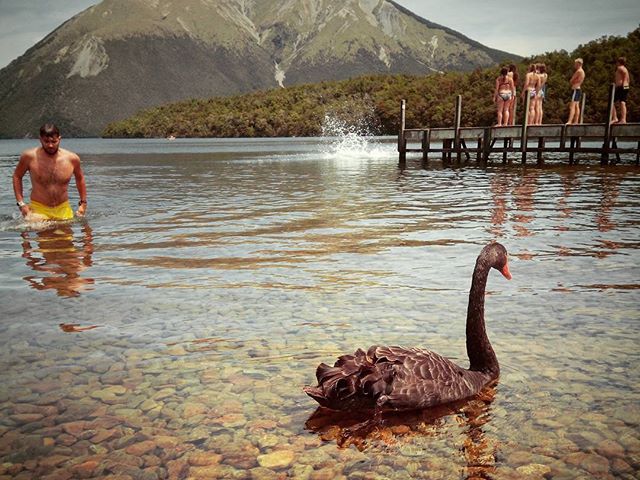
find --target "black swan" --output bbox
[304,242,511,412]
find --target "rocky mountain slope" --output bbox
[0,0,516,137]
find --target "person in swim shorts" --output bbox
[13,123,88,221]
[612,57,630,124]
[567,58,585,124]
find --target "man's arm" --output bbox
[13,152,32,217]
[522,73,533,98]
[72,154,88,216]
[569,70,579,85]
[619,66,629,85]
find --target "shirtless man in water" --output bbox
[567,58,585,124]
[13,124,87,221]
[611,57,630,124]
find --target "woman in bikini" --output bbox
[534,64,548,124]
[507,64,519,125]
[521,64,540,124]
[494,67,515,126]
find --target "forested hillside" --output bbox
[103,27,639,138]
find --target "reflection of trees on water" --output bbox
[305,386,498,479]
[21,223,95,297]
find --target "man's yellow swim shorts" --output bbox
[30,200,74,220]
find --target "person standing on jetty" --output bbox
[534,64,548,125]
[567,58,585,124]
[13,124,88,221]
[522,64,539,124]
[507,64,519,125]
[611,57,630,124]
[494,67,515,126]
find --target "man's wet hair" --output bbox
[39,123,60,138]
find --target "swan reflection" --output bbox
[21,223,95,297]
[305,386,498,479]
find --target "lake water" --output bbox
[0,137,639,479]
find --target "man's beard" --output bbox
[43,146,59,155]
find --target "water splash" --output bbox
[320,98,390,160]
[0,212,79,233]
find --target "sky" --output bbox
[0,0,638,69]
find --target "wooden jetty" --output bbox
[398,84,640,166]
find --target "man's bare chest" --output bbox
[30,158,73,185]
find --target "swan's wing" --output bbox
[303,348,384,410]
[369,345,485,409]
[303,345,489,411]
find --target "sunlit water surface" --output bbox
[0,137,639,479]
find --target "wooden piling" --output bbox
[482,128,491,163]
[422,129,429,163]
[537,137,545,165]
[460,139,471,162]
[454,95,462,163]
[569,137,576,165]
[521,93,531,163]
[502,139,509,164]
[601,84,615,165]
[442,139,450,164]
[398,100,407,165]
[612,138,621,165]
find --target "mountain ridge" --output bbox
[0,0,518,138]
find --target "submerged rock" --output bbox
[188,452,223,467]
[564,452,610,475]
[515,463,552,477]
[257,450,295,469]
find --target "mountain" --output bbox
[0,0,517,138]
[104,22,640,139]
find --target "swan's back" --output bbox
[303,345,492,411]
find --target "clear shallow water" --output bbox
[0,137,639,479]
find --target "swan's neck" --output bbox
[466,262,499,376]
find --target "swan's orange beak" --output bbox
[500,262,512,280]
